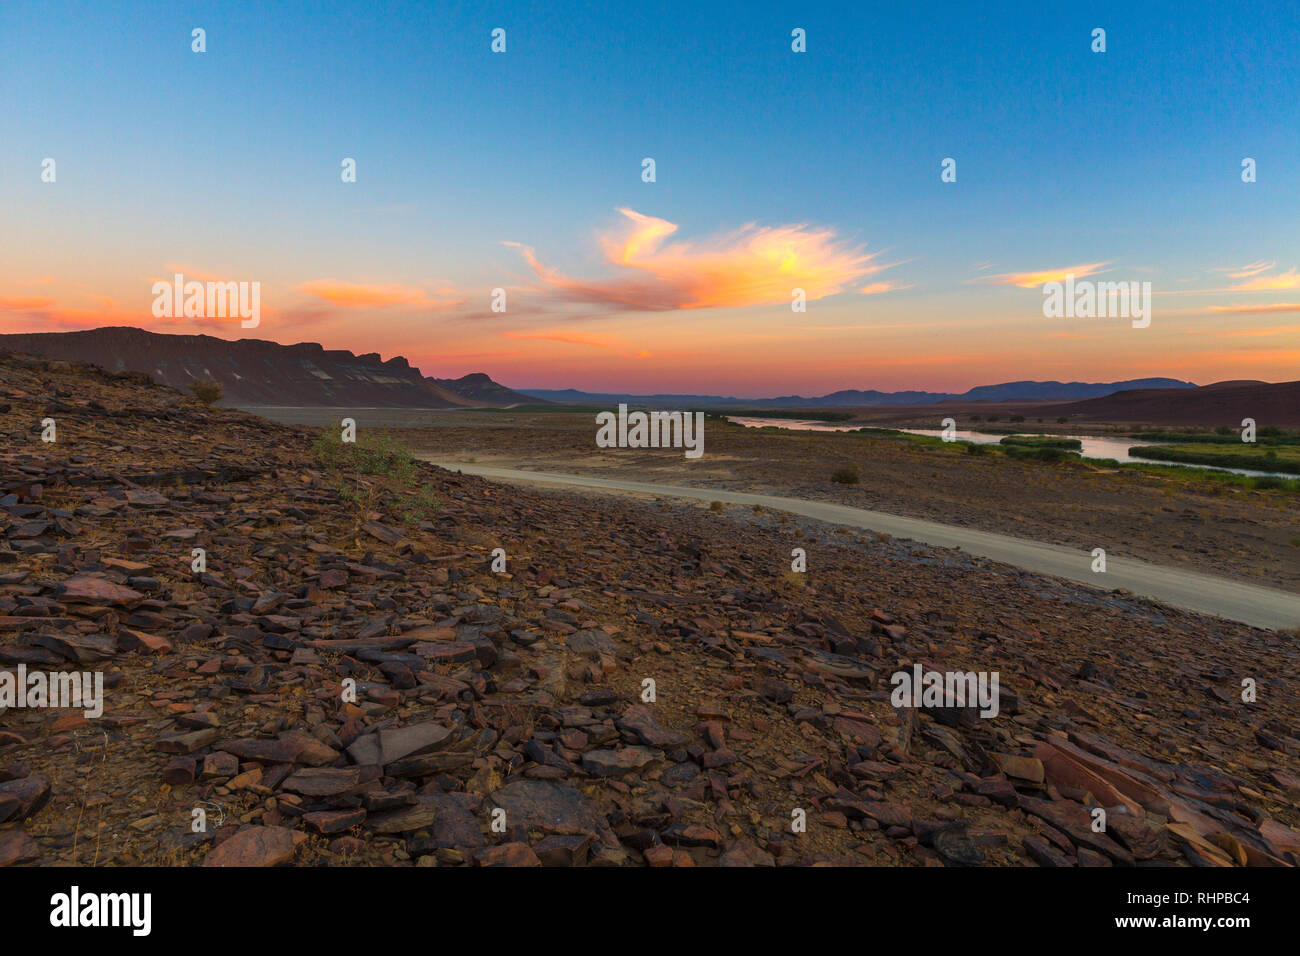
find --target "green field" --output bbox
[1133,443,1300,475]
[1000,436,1083,450]
[1128,429,1300,445]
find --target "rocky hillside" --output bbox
[1046,379,1300,428]
[431,373,536,407]
[0,351,1297,867]
[0,328,529,409]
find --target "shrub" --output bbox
[964,442,988,456]
[1000,436,1082,450]
[189,379,223,405]
[969,415,982,422]
[709,500,724,512]
[1009,415,1025,423]
[312,428,418,478]
[987,415,1000,422]
[1002,444,1074,462]
[1136,444,1300,476]
[1056,416,1068,424]
[311,427,440,524]
[830,466,860,485]
[1030,447,1071,462]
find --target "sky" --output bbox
[2,1,1298,396]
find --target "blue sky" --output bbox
[2,1,1298,393]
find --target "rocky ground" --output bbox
[1,352,1298,867]
[387,411,1300,590]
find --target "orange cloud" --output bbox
[1209,325,1300,337]
[502,329,614,349]
[983,262,1112,288]
[160,264,229,284]
[0,295,58,311]
[1210,302,1300,314]
[858,281,908,295]
[298,280,463,310]
[0,293,155,330]
[1228,267,1300,292]
[508,208,889,312]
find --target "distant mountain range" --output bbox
[520,379,1198,408]
[0,327,537,408]
[2,328,1241,417]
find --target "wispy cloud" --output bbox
[297,280,464,310]
[1208,325,1300,337]
[0,293,159,330]
[501,329,615,349]
[500,327,657,359]
[507,208,893,312]
[858,281,909,295]
[1228,266,1300,292]
[981,262,1112,288]
[159,264,230,284]
[1210,302,1300,314]
[0,295,59,312]
[1216,260,1276,279]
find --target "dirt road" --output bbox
[423,460,1300,631]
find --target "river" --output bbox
[726,417,1289,478]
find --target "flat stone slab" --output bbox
[346,721,452,767]
[203,826,304,867]
[489,780,618,847]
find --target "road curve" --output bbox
[420,460,1300,632]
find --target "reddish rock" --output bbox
[0,776,51,823]
[119,628,173,655]
[203,826,303,867]
[0,829,40,866]
[303,809,366,835]
[643,844,673,866]
[58,575,143,605]
[476,842,541,866]
[161,756,197,786]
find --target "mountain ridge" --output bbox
[1043,379,1300,427]
[519,378,1200,408]
[0,327,537,408]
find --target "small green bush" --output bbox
[189,379,223,405]
[311,427,440,524]
[1000,436,1082,450]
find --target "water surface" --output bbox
[728,417,1289,478]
